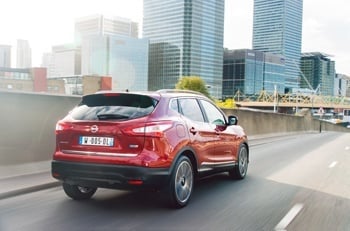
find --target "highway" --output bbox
[0,132,349,231]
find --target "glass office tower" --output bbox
[143,0,225,99]
[253,0,303,93]
[223,49,264,97]
[223,49,285,98]
[300,52,335,96]
[81,35,149,91]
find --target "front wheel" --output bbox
[62,183,97,200]
[167,156,194,208]
[229,144,248,180]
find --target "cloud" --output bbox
[302,0,350,73]
[224,0,253,49]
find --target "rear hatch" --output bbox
[55,93,158,158]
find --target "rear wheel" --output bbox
[229,145,248,179]
[167,156,194,208]
[62,183,97,200]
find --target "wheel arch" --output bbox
[241,141,249,163]
[170,147,198,178]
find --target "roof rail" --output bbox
[156,89,204,95]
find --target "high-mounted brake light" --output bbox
[102,93,120,97]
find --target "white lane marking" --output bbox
[328,161,338,168]
[275,203,304,231]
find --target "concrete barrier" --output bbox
[0,91,81,165]
[222,108,349,136]
[0,91,348,165]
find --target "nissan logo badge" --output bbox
[90,125,99,133]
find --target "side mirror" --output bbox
[228,115,238,125]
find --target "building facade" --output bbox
[0,45,11,68]
[263,52,286,93]
[334,74,350,97]
[81,35,149,91]
[75,14,138,45]
[223,49,263,97]
[223,49,285,98]
[253,0,303,93]
[48,75,112,95]
[143,0,225,99]
[74,15,147,91]
[16,39,32,68]
[300,52,335,96]
[43,44,81,78]
[0,67,47,92]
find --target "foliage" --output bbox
[175,76,211,98]
[215,98,236,109]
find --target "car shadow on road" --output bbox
[55,172,249,211]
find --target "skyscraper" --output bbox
[81,35,149,91]
[143,0,225,98]
[16,39,32,68]
[0,45,11,68]
[253,0,303,93]
[75,15,138,44]
[74,15,148,91]
[46,44,81,78]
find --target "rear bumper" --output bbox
[51,160,171,190]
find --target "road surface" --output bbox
[0,132,349,231]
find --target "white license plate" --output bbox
[79,136,114,146]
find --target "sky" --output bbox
[1,0,349,75]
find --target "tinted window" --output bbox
[70,93,158,120]
[178,98,204,122]
[200,100,226,125]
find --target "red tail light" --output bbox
[55,121,72,134]
[122,121,173,138]
[128,179,143,185]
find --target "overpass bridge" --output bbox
[233,90,350,112]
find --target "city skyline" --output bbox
[1,0,349,75]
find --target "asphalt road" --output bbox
[0,132,349,231]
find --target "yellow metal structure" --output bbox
[233,90,350,109]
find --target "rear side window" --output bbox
[178,98,205,122]
[70,93,158,120]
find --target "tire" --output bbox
[62,183,97,200]
[167,156,194,208]
[229,144,248,180]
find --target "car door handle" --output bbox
[189,127,197,135]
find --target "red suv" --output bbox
[52,90,249,208]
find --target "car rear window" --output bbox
[70,93,158,120]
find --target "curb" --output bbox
[0,181,61,200]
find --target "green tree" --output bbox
[175,76,211,98]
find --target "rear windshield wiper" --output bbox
[96,114,129,120]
